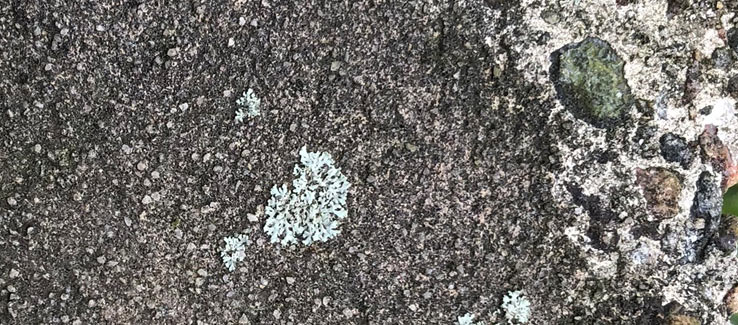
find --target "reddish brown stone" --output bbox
[698,125,737,190]
[636,167,683,219]
[725,284,738,314]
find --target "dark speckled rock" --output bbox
[660,133,693,169]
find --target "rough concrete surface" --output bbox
[1,0,738,324]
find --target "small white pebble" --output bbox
[322,296,331,306]
[9,269,19,278]
[142,195,152,205]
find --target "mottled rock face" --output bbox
[660,133,693,169]
[636,167,683,219]
[550,37,634,128]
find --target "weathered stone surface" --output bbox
[636,167,683,219]
[2,0,737,324]
[550,37,634,128]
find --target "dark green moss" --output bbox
[550,37,634,128]
[724,184,738,216]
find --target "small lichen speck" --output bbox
[235,88,261,122]
[220,233,249,271]
[458,312,484,325]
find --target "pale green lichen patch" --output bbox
[551,37,634,128]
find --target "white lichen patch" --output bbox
[263,146,351,246]
[501,290,531,324]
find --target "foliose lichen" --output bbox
[263,146,351,246]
